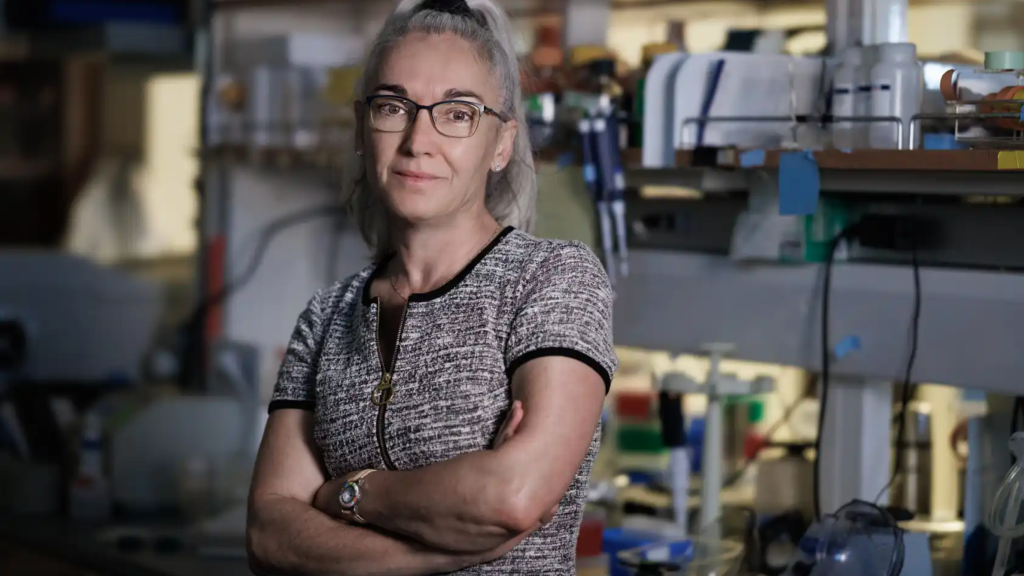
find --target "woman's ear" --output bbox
[493,118,518,170]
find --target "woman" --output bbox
[246,0,616,574]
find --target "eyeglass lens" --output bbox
[369,97,482,138]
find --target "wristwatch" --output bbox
[338,469,376,523]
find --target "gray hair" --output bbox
[341,0,536,260]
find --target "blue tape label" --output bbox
[778,151,820,216]
[739,149,766,168]
[834,335,861,361]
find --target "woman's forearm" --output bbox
[326,452,536,554]
[248,494,472,576]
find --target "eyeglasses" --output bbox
[364,95,507,139]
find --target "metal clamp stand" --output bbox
[657,343,775,541]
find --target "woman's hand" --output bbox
[492,401,558,525]
[492,400,524,449]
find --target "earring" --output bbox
[356,150,364,156]
[494,163,502,171]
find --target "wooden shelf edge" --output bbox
[672,148,1024,172]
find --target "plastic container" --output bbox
[604,527,665,576]
[984,51,1024,72]
[854,45,879,148]
[782,500,903,576]
[869,43,922,149]
[617,536,743,576]
[831,46,862,149]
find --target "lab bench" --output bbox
[0,515,252,576]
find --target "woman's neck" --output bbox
[390,212,501,293]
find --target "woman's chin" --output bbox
[387,200,446,225]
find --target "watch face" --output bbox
[339,482,359,509]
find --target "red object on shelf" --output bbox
[615,391,653,419]
[744,433,766,460]
[576,516,604,557]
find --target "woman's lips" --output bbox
[394,170,441,183]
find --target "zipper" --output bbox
[372,300,409,470]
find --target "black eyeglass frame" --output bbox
[363,94,509,138]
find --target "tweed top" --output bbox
[269,227,618,575]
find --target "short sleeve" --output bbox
[268,289,327,413]
[504,242,618,393]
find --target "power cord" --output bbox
[813,222,861,521]
[874,230,922,505]
[812,215,926,519]
[179,205,346,388]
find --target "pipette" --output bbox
[579,114,616,284]
[986,432,1024,576]
[594,107,630,279]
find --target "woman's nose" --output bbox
[403,109,439,155]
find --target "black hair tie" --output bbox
[417,0,485,25]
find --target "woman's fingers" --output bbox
[493,400,524,449]
[540,504,559,525]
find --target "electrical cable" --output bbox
[813,223,861,521]
[874,233,922,506]
[1012,397,1024,435]
[179,205,346,388]
[811,218,924,518]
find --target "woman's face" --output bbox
[358,32,517,227]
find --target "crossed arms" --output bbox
[246,355,605,576]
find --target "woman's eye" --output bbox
[446,109,472,123]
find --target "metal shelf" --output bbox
[202,135,1024,196]
[629,148,1024,197]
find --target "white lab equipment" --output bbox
[869,43,922,149]
[672,54,826,150]
[873,0,910,45]
[832,46,862,149]
[986,432,1024,576]
[658,344,774,540]
[641,52,688,168]
[827,0,908,54]
[782,499,906,576]
[111,396,267,513]
[0,251,162,383]
[854,45,880,148]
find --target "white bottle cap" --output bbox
[842,45,863,66]
[878,42,917,63]
[861,45,881,68]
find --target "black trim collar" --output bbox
[361,226,514,305]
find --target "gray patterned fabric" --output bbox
[270,227,617,574]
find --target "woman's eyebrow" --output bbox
[371,83,406,95]
[444,88,484,102]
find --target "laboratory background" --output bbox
[2,0,1024,575]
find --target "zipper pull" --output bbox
[372,372,394,406]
